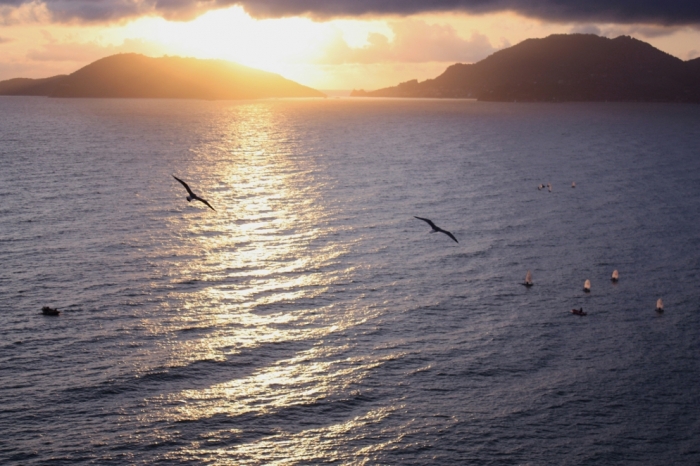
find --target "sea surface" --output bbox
[1,97,699,465]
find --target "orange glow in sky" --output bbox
[1,5,699,90]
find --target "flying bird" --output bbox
[172,175,215,211]
[414,216,458,243]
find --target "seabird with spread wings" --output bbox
[172,175,215,211]
[414,216,458,243]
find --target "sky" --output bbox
[1,0,699,90]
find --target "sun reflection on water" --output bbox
[136,102,389,462]
[156,105,330,316]
[152,347,403,463]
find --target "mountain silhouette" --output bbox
[0,54,325,99]
[351,34,700,103]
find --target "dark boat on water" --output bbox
[41,306,60,316]
[571,308,587,316]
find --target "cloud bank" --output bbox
[319,20,505,64]
[1,0,700,25]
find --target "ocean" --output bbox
[1,96,699,465]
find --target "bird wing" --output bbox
[196,197,216,211]
[440,229,459,243]
[414,216,437,229]
[173,175,195,196]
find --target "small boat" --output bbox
[547,183,552,192]
[571,182,576,188]
[571,308,587,316]
[583,279,591,293]
[522,270,533,287]
[611,270,619,283]
[41,306,60,316]
[656,298,664,313]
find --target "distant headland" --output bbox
[0,53,325,100]
[351,34,700,103]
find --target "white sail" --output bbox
[611,269,619,280]
[525,270,532,283]
[584,279,591,291]
[571,181,576,188]
[657,298,664,310]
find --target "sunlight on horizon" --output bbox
[114,7,392,82]
[3,4,700,89]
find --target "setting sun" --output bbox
[1,2,699,90]
[3,0,700,463]
[108,7,394,88]
[122,8,324,68]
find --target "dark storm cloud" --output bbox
[241,0,700,25]
[0,0,218,22]
[1,0,699,25]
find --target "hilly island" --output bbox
[352,34,700,103]
[0,54,325,100]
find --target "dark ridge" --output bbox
[687,56,700,77]
[351,34,700,103]
[0,75,68,95]
[0,53,325,100]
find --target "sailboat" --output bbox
[583,279,591,292]
[611,270,619,282]
[656,298,664,313]
[522,270,533,287]
[571,182,576,188]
